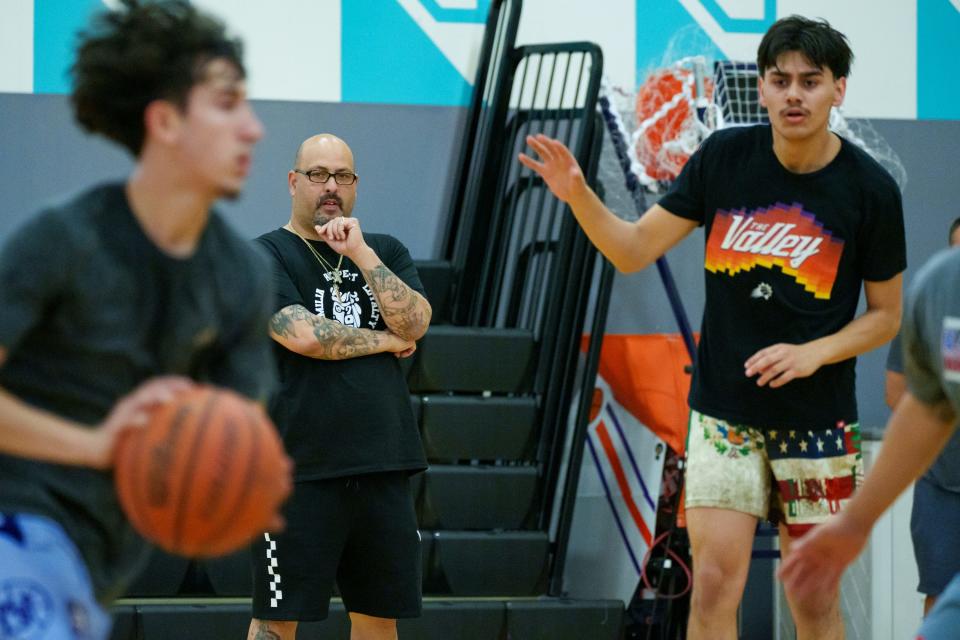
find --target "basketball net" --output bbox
[603,57,908,195]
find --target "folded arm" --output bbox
[268,304,413,360]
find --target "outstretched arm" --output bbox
[0,346,192,469]
[745,275,902,388]
[317,218,432,341]
[778,391,956,600]
[518,133,698,273]
[268,304,414,360]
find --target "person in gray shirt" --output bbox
[884,217,960,616]
[780,246,960,639]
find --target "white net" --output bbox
[603,55,908,195]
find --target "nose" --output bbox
[785,79,802,103]
[242,104,265,143]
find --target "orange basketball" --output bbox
[114,385,291,558]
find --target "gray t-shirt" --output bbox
[0,183,275,602]
[901,248,960,490]
[888,330,960,492]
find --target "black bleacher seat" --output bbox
[413,465,538,530]
[505,599,624,640]
[407,326,535,394]
[108,605,136,640]
[423,530,549,596]
[122,548,190,597]
[138,603,252,639]
[418,395,536,461]
[413,259,454,325]
[398,601,505,639]
[201,547,253,596]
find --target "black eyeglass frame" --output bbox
[293,168,359,185]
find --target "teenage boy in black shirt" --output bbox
[519,15,904,640]
[251,134,430,640]
[0,2,284,638]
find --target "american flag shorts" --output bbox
[684,410,863,536]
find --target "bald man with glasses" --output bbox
[248,134,431,640]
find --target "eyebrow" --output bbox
[769,69,824,78]
[307,165,354,173]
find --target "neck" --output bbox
[126,163,213,259]
[286,216,321,240]
[771,126,841,174]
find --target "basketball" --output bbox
[114,385,292,558]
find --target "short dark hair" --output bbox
[949,217,960,246]
[757,15,853,80]
[71,0,245,156]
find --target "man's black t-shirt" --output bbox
[0,183,276,601]
[255,228,428,480]
[658,125,905,430]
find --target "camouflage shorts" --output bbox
[684,410,863,535]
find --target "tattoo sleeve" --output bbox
[361,262,431,341]
[268,304,389,360]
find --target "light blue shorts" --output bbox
[0,513,111,640]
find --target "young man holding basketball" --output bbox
[249,134,430,640]
[0,1,280,638]
[520,15,904,640]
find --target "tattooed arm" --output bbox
[268,304,414,360]
[357,259,432,342]
[317,219,432,342]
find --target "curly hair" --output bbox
[71,0,245,156]
[757,15,853,80]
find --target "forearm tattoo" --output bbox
[270,305,384,360]
[362,263,430,340]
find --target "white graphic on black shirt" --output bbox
[332,291,362,327]
[751,282,773,301]
[313,271,381,329]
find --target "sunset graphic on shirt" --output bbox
[705,203,844,300]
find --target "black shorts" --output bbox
[251,471,422,621]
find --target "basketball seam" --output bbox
[201,402,262,550]
[172,389,219,554]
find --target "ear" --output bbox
[143,99,183,146]
[757,75,767,109]
[288,170,297,197]
[832,76,847,108]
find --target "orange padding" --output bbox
[584,333,697,455]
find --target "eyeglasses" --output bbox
[294,169,358,185]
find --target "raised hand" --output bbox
[518,134,588,204]
[317,217,366,259]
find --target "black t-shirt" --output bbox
[0,183,275,601]
[658,125,905,430]
[255,227,428,480]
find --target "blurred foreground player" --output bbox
[0,2,281,638]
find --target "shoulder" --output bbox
[838,137,901,198]
[253,227,293,259]
[5,183,121,255]
[364,232,405,248]
[703,124,766,152]
[911,249,960,300]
